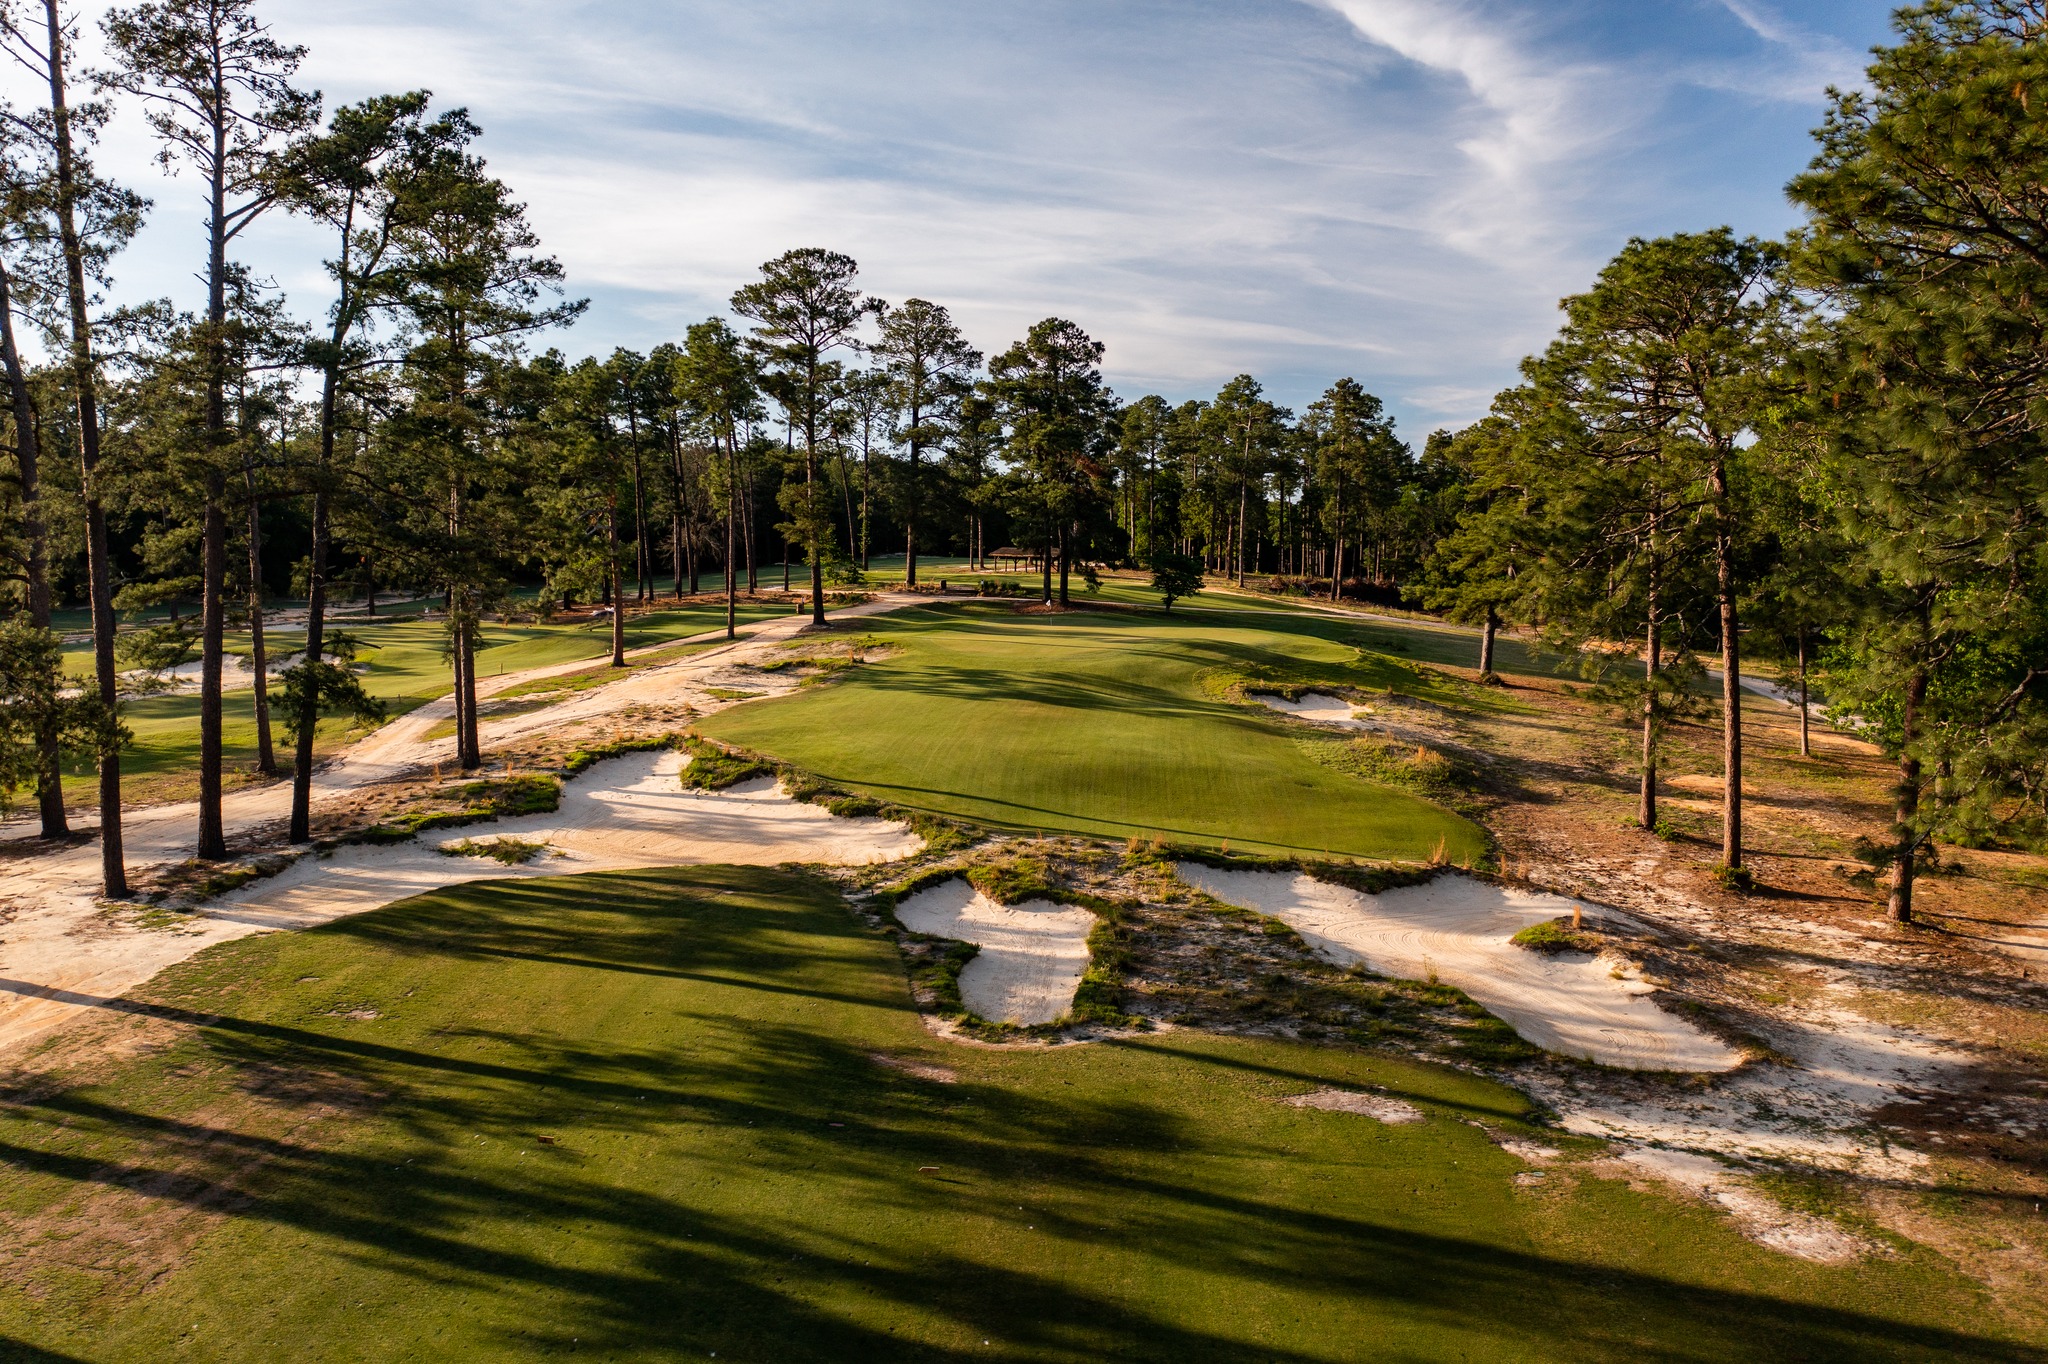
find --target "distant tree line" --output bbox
[0,0,2038,929]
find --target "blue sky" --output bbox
[72,0,1897,440]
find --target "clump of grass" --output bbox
[440,836,550,865]
[461,774,562,816]
[1709,863,1757,894]
[561,733,678,776]
[345,774,563,846]
[1310,733,1480,807]
[677,734,776,789]
[966,853,1054,904]
[1511,916,1601,955]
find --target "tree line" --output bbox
[0,0,2038,933]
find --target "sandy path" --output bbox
[1251,692,1367,728]
[893,878,1095,1026]
[1175,864,1740,1072]
[0,595,929,1059]
[0,751,919,1056]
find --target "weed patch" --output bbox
[439,837,551,865]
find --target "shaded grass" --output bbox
[699,605,1489,864]
[0,867,2028,1362]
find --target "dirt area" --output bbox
[1414,648,2048,1290]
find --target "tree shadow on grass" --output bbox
[0,867,2033,1363]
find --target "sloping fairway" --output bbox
[0,868,2023,1363]
[700,604,1489,862]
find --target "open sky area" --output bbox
[34,0,1896,439]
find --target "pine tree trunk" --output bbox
[458,613,482,770]
[1641,603,1661,832]
[1712,462,1742,871]
[609,495,626,666]
[1889,661,1927,924]
[1480,607,1497,677]
[725,437,738,639]
[245,478,275,776]
[44,4,123,892]
[1797,627,1811,758]
[1329,493,1344,602]
[1058,522,1071,606]
[1236,478,1248,587]
[197,477,229,859]
[289,480,328,843]
[905,436,920,588]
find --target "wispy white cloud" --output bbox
[18,0,1891,435]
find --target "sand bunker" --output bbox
[893,879,1095,1026]
[0,751,919,1054]
[213,750,919,932]
[1176,864,1740,1072]
[1283,1088,1423,1123]
[1251,692,1366,728]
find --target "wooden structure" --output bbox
[989,546,1045,572]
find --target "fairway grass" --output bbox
[701,604,1490,863]
[0,867,2022,1363]
[55,599,789,807]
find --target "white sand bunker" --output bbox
[1176,864,1740,1072]
[206,749,920,933]
[1283,1088,1423,1123]
[893,878,1095,1026]
[1251,691,1366,728]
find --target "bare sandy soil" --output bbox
[1175,863,1740,1072]
[0,596,923,1061]
[1282,1087,1424,1123]
[893,878,1095,1025]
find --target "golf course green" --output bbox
[700,602,1491,862]
[0,867,2019,1363]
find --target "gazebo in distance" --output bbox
[989,546,1046,573]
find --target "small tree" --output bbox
[1148,549,1203,612]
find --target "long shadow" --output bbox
[0,865,2035,1362]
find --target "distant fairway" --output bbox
[0,868,2014,1363]
[700,603,1491,863]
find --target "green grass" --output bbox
[699,603,1489,863]
[54,601,781,805]
[0,867,2023,1362]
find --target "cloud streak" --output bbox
[22,0,1895,435]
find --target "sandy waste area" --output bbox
[1176,863,1740,1072]
[0,597,927,1060]
[893,878,1096,1025]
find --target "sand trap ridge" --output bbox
[893,879,1095,1026]
[1176,864,1740,1072]
[1251,692,1367,728]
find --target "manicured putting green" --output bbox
[700,604,1489,862]
[0,868,2014,1362]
